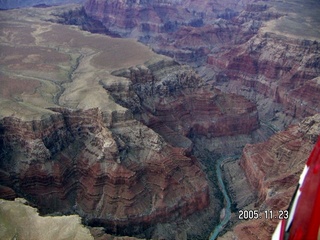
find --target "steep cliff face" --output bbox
[224,114,320,239]
[0,7,212,238]
[241,114,320,208]
[83,0,253,39]
[82,0,320,130]
[109,59,259,149]
[0,6,264,239]
[214,34,320,123]
[2,1,319,239]
[0,105,209,234]
[57,0,320,238]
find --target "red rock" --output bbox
[211,34,320,121]
[111,59,259,148]
[83,0,320,124]
[0,106,209,233]
[0,185,16,200]
[235,114,320,239]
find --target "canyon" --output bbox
[0,5,257,239]
[0,0,84,9]
[82,0,320,130]
[0,0,320,239]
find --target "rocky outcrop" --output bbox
[81,0,256,66]
[240,119,314,209]
[215,35,320,122]
[0,6,262,236]
[82,0,320,130]
[80,0,320,137]
[217,115,320,240]
[0,106,209,234]
[229,114,320,239]
[0,6,268,238]
[2,1,319,238]
[0,7,212,238]
[109,59,259,149]
[57,0,320,238]
[83,0,253,39]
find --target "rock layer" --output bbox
[68,0,320,239]
[82,0,320,131]
[0,0,84,9]
[2,0,319,239]
[240,114,320,208]
[0,93,209,234]
[0,7,210,237]
[84,0,252,39]
[226,114,320,239]
[110,59,259,149]
[0,6,262,239]
[215,34,320,124]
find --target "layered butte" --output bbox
[0,5,260,239]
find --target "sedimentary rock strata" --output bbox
[83,0,253,39]
[1,0,320,239]
[0,0,83,9]
[0,6,198,237]
[110,59,259,149]
[215,34,320,123]
[80,0,320,239]
[82,0,320,130]
[224,114,320,239]
[0,5,262,239]
[1,109,209,228]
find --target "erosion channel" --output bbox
[209,156,238,240]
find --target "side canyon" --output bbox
[0,0,320,239]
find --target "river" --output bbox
[209,156,238,240]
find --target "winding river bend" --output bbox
[209,156,238,240]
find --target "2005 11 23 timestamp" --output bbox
[238,209,289,220]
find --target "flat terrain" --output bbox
[0,198,93,240]
[261,0,320,40]
[0,5,157,120]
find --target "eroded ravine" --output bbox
[209,156,236,240]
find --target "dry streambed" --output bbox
[0,6,157,120]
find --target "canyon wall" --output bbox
[0,107,209,233]
[0,8,209,238]
[82,0,320,131]
[109,59,259,149]
[219,114,320,240]
[0,6,262,239]
[84,0,252,39]
[0,0,84,9]
[241,114,320,209]
[70,0,320,238]
[1,0,319,239]
[214,34,320,124]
